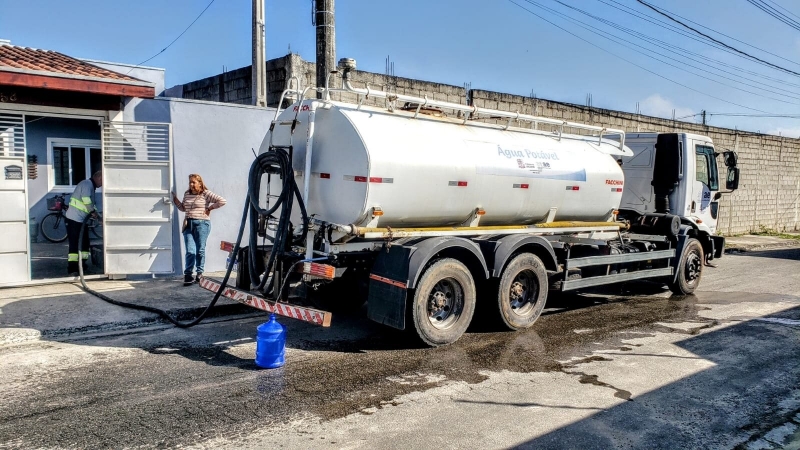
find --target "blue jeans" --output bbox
[183,219,210,275]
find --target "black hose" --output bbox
[246,148,308,295]
[73,147,306,328]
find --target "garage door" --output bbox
[0,111,29,285]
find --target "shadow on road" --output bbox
[507,304,800,449]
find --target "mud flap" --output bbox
[711,235,724,259]
[367,245,412,330]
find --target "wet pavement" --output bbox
[0,249,798,448]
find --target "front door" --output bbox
[102,122,174,276]
[692,142,720,232]
[0,111,30,285]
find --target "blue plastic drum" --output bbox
[255,314,286,369]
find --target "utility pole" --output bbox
[252,0,266,107]
[701,110,707,126]
[315,0,335,98]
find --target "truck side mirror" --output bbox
[726,167,740,190]
[723,150,738,167]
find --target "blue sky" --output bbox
[3,0,800,137]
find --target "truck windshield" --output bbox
[695,145,719,191]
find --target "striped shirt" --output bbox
[175,190,226,219]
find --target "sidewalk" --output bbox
[0,273,253,346]
[725,234,800,253]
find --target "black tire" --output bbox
[40,212,68,243]
[496,253,548,330]
[411,258,476,346]
[669,238,704,295]
[308,272,369,313]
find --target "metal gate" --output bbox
[102,122,174,275]
[0,111,29,284]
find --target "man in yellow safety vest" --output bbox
[65,170,102,275]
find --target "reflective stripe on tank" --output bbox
[343,175,393,183]
[448,181,468,187]
[611,187,623,192]
[512,184,530,189]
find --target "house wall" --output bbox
[127,97,275,274]
[25,116,102,239]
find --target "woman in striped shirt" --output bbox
[172,174,227,286]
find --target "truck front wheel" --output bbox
[669,238,704,295]
[411,258,476,346]
[496,253,548,330]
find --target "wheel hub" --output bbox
[427,278,463,329]
[508,271,537,313]
[685,252,701,283]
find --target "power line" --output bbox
[505,0,771,113]
[519,0,800,107]
[551,0,800,100]
[126,0,216,74]
[707,112,800,118]
[592,0,800,89]
[634,0,800,77]
[625,0,800,68]
[600,0,800,73]
[763,0,800,23]
[746,0,800,32]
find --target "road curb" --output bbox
[725,241,800,253]
[3,302,260,345]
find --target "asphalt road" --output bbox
[1,248,798,449]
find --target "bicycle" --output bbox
[40,194,103,243]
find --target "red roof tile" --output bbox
[0,44,146,84]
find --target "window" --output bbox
[695,145,719,191]
[49,140,102,189]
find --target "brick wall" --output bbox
[179,54,467,108]
[178,56,800,235]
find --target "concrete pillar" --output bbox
[315,0,335,98]
[252,0,266,107]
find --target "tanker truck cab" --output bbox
[615,132,739,262]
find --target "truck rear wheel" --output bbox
[496,253,548,330]
[411,258,476,346]
[669,238,704,295]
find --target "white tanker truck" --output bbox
[206,58,740,346]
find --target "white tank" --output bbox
[260,101,633,228]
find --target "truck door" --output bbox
[691,142,720,232]
[0,112,30,284]
[102,122,174,276]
